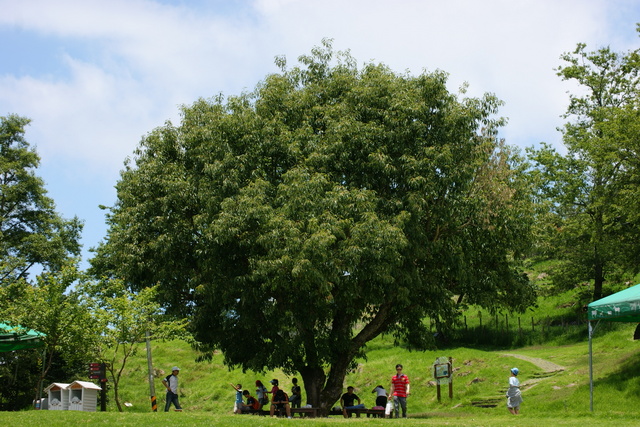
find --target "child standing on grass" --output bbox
[506,368,522,415]
[256,380,269,408]
[231,383,243,414]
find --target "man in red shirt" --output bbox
[389,363,410,418]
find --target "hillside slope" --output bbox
[102,320,640,418]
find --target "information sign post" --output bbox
[432,356,453,402]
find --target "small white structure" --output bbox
[44,383,70,410]
[68,380,102,412]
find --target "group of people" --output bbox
[231,378,302,417]
[161,363,522,417]
[225,364,411,418]
[338,363,411,418]
[340,363,411,418]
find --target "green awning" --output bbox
[587,284,640,322]
[0,322,46,352]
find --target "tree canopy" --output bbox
[0,114,83,284]
[91,40,536,410]
[528,30,640,300]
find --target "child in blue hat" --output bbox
[506,368,522,415]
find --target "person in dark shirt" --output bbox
[340,386,364,418]
[289,377,302,408]
[270,387,292,418]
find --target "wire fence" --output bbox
[431,311,589,347]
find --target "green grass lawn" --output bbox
[6,276,640,425]
[2,408,639,426]
[4,318,639,426]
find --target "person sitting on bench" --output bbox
[241,389,260,413]
[341,386,365,417]
[270,388,292,418]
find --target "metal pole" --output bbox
[588,320,593,412]
[448,357,453,399]
[145,328,157,412]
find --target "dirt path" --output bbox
[500,353,565,373]
[467,353,566,407]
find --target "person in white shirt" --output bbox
[506,367,522,415]
[372,385,388,407]
[162,366,183,412]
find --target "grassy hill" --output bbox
[4,280,640,425]
[109,320,640,416]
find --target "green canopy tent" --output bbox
[0,322,47,408]
[0,322,45,352]
[587,284,640,411]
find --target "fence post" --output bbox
[518,317,522,338]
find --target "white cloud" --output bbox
[0,0,638,261]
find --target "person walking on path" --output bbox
[390,363,410,418]
[162,366,182,412]
[506,367,522,415]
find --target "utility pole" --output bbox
[145,328,157,411]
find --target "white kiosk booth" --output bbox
[68,380,102,411]
[44,383,70,410]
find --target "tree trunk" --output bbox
[593,257,604,301]
[298,302,393,414]
[114,378,123,412]
[109,367,123,412]
[319,352,354,413]
[593,210,604,301]
[298,366,326,412]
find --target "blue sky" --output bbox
[0,0,638,270]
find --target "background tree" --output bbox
[528,31,640,300]
[0,263,99,409]
[91,41,536,411]
[79,280,189,412]
[0,115,85,409]
[0,114,82,285]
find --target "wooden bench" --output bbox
[366,408,385,418]
[328,407,370,418]
[291,407,319,417]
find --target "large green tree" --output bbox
[0,115,83,284]
[92,41,536,410]
[528,30,640,300]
